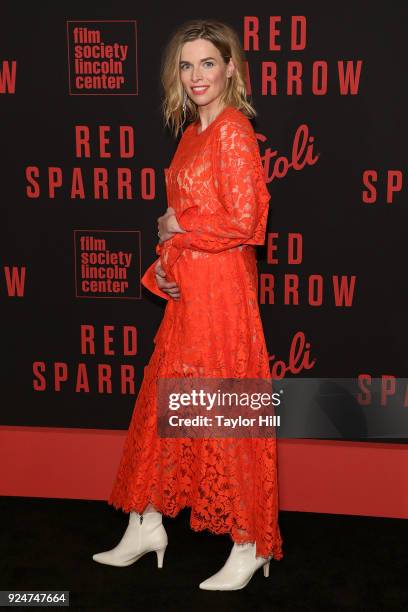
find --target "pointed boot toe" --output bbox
[92,551,113,565]
[199,542,272,591]
[199,571,229,590]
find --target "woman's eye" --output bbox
[180,62,214,70]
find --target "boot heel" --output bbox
[263,560,270,578]
[156,545,167,568]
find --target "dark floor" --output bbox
[0,497,407,611]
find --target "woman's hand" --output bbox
[157,207,186,244]
[154,258,181,300]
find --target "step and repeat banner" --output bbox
[1,3,407,433]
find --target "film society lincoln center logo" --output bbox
[74,230,141,299]
[67,20,138,95]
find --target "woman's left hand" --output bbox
[157,207,187,244]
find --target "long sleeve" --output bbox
[169,119,271,254]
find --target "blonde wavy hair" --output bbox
[160,19,256,137]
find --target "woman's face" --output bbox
[179,38,234,112]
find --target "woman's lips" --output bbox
[191,86,209,95]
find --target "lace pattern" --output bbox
[109,106,283,560]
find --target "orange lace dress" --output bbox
[108,105,283,560]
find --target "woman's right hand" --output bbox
[154,259,180,300]
[157,207,187,244]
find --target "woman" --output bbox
[93,19,283,591]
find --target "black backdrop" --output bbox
[1,1,407,431]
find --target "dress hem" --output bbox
[107,496,283,561]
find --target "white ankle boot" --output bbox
[92,510,168,568]
[199,542,271,590]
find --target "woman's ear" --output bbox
[227,58,236,78]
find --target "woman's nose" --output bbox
[191,66,203,81]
